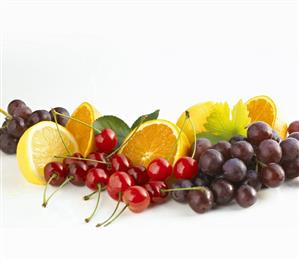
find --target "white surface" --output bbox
[1,1,299,259]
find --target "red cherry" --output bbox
[174,156,198,179]
[86,152,107,169]
[68,161,88,186]
[44,162,67,186]
[107,171,135,200]
[122,186,150,213]
[110,154,130,172]
[63,152,84,170]
[127,166,149,185]
[95,128,118,153]
[147,157,172,181]
[143,180,169,204]
[85,168,109,190]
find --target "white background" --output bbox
[1,1,299,259]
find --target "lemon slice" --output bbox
[119,119,190,167]
[17,121,79,185]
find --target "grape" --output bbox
[0,132,18,154]
[187,187,214,213]
[199,149,224,176]
[7,117,27,138]
[281,158,299,179]
[193,176,210,187]
[12,106,32,120]
[223,158,247,183]
[210,179,234,205]
[243,170,262,191]
[49,107,70,126]
[260,163,285,188]
[288,132,299,141]
[192,138,212,161]
[272,130,281,143]
[235,184,257,208]
[247,121,272,145]
[7,99,26,115]
[257,139,282,164]
[280,137,299,162]
[229,135,246,145]
[27,110,51,127]
[231,141,254,163]
[213,141,231,160]
[171,179,193,203]
[288,121,299,134]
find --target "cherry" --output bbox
[127,166,149,185]
[110,154,130,172]
[86,152,107,169]
[173,156,198,179]
[95,128,118,153]
[147,157,172,181]
[143,180,168,204]
[68,161,88,186]
[106,171,135,201]
[122,186,151,213]
[63,152,84,170]
[44,162,67,186]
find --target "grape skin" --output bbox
[280,137,299,162]
[213,141,231,160]
[231,141,254,163]
[260,163,285,188]
[187,187,214,213]
[235,184,257,208]
[192,138,212,161]
[210,179,234,205]
[257,139,282,164]
[247,121,272,145]
[288,121,299,134]
[223,158,247,183]
[7,117,27,138]
[199,149,224,176]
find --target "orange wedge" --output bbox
[66,102,100,157]
[246,95,287,139]
[119,119,190,167]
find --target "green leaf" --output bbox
[196,132,225,145]
[93,115,131,147]
[203,100,250,141]
[131,109,160,129]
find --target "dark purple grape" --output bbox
[213,141,231,160]
[223,158,247,183]
[192,138,212,161]
[280,137,299,162]
[243,170,262,191]
[247,121,273,145]
[193,176,210,187]
[26,110,51,127]
[12,106,32,120]
[272,130,281,143]
[7,117,26,138]
[187,187,214,213]
[288,132,299,141]
[288,121,299,134]
[229,135,246,144]
[257,139,282,164]
[231,141,254,163]
[246,156,257,171]
[235,184,257,208]
[0,132,18,154]
[260,163,285,188]
[210,179,234,205]
[49,107,70,126]
[7,99,26,115]
[199,149,224,176]
[171,179,193,203]
[281,158,299,179]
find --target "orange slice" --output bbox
[66,102,100,157]
[119,119,190,167]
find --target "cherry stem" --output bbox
[160,186,204,193]
[168,111,189,162]
[42,176,73,208]
[85,184,102,223]
[54,155,109,165]
[52,109,71,155]
[53,111,101,133]
[257,160,267,168]
[0,108,12,119]
[106,115,147,159]
[103,204,128,227]
[83,190,97,201]
[187,111,197,159]
[95,192,122,227]
[42,174,57,207]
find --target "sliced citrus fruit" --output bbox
[66,102,100,157]
[176,101,215,143]
[246,95,277,126]
[119,119,190,167]
[17,121,78,185]
[273,113,288,140]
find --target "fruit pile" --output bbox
[1,95,299,227]
[0,99,69,154]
